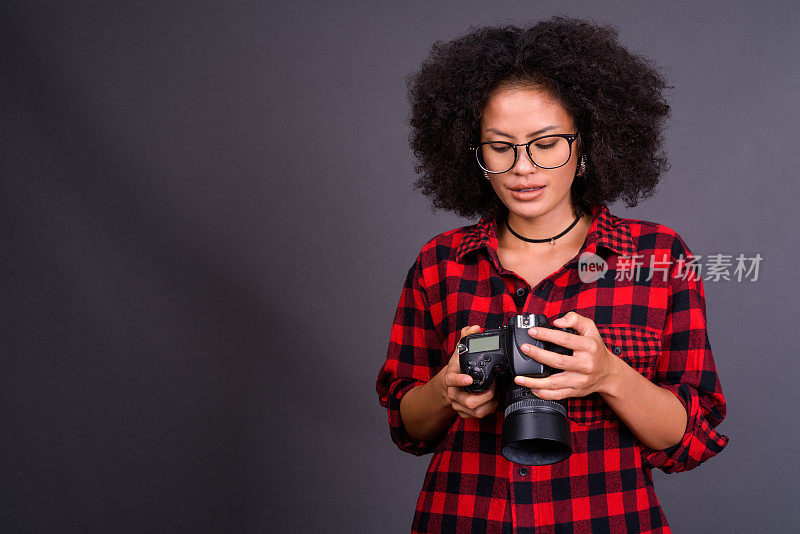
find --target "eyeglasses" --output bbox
[469,132,579,173]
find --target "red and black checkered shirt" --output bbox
[376,204,729,533]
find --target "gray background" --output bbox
[2,1,798,532]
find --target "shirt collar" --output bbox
[455,204,637,262]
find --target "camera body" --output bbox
[458,314,576,394]
[457,313,578,466]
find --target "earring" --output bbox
[577,155,586,176]
[483,170,490,180]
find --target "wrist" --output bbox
[599,351,628,398]
[432,367,454,411]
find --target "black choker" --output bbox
[505,213,582,245]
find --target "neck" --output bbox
[509,202,582,235]
[497,208,592,254]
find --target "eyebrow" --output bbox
[485,125,559,139]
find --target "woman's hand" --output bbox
[513,312,621,400]
[441,325,499,419]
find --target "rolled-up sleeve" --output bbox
[641,235,730,473]
[376,254,446,456]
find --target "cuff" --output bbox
[641,383,729,473]
[381,379,442,456]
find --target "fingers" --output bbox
[551,311,598,337]
[526,325,594,353]
[448,324,484,365]
[452,394,499,419]
[446,323,484,380]
[447,324,494,419]
[446,382,497,419]
[519,342,590,373]
[515,386,577,401]
[514,371,586,394]
[514,373,580,401]
[458,324,483,341]
[450,384,494,406]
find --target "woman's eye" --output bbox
[535,142,557,150]
[490,145,511,153]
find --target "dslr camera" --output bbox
[458,313,577,466]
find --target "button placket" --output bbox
[513,286,529,308]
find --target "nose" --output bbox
[511,146,538,173]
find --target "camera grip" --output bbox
[458,346,499,394]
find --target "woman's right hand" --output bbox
[441,325,499,419]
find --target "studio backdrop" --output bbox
[2,1,799,532]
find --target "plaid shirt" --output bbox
[376,204,729,533]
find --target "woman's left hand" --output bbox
[513,311,620,400]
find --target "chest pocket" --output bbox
[566,324,662,426]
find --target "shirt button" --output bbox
[519,467,528,477]
[612,345,622,356]
[515,287,528,297]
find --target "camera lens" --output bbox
[500,384,571,466]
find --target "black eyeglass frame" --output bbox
[468,132,580,173]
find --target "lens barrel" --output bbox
[500,385,571,466]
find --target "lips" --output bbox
[508,184,546,192]
[507,184,546,201]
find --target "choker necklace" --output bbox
[505,212,582,245]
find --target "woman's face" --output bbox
[478,85,581,220]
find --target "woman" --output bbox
[376,16,729,533]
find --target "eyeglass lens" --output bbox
[476,136,572,172]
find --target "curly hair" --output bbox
[406,16,672,219]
